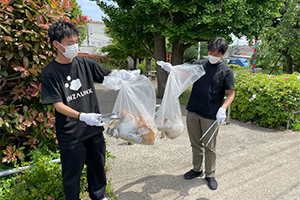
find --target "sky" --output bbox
[76,0,106,22]
[76,0,249,46]
[230,35,249,46]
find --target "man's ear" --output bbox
[52,40,58,49]
[52,40,57,47]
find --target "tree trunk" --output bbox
[282,49,293,74]
[285,55,293,74]
[134,57,139,70]
[171,39,184,65]
[154,34,167,99]
[171,39,192,65]
[146,59,151,71]
[133,53,139,70]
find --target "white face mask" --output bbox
[208,55,221,64]
[57,42,78,59]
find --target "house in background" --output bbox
[79,19,111,55]
[228,45,254,59]
[79,18,135,69]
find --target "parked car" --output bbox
[228,58,250,67]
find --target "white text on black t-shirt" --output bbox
[66,88,93,102]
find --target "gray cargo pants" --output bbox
[186,111,219,178]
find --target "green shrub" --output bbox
[77,54,127,70]
[0,175,15,199]
[0,0,87,168]
[228,64,241,70]
[137,60,146,74]
[179,86,192,106]
[137,59,156,75]
[0,143,116,200]
[231,73,300,129]
[0,150,66,200]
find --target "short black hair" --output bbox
[207,37,228,54]
[48,20,80,44]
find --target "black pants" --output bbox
[59,133,107,200]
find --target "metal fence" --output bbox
[0,158,61,177]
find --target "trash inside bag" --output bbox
[103,70,159,145]
[155,64,205,139]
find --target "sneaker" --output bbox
[101,195,111,200]
[205,177,218,190]
[183,169,204,180]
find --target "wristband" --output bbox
[78,112,81,120]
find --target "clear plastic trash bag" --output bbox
[103,70,159,145]
[155,64,205,139]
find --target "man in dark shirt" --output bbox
[41,21,129,200]
[184,37,235,190]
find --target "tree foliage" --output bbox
[183,42,208,63]
[70,0,88,45]
[101,35,151,69]
[259,0,300,74]
[93,0,284,98]
[0,0,87,168]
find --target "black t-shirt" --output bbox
[41,56,111,144]
[186,59,235,120]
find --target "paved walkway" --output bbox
[95,83,300,200]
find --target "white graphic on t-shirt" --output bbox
[64,75,93,102]
[65,75,82,91]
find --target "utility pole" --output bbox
[87,24,90,46]
[198,42,201,60]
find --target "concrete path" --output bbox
[95,83,300,200]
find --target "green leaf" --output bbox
[18,50,24,57]
[0,105,9,112]
[13,3,24,8]
[23,43,33,51]
[0,70,8,77]
[46,128,54,134]
[5,52,14,60]
[34,43,39,52]
[0,24,10,34]
[25,9,33,20]
[4,121,10,128]
[23,105,28,113]
[33,54,39,63]
[33,126,39,133]
[9,105,15,113]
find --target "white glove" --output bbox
[119,69,131,80]
[156,61,172,73]
[216,108,226,125]
[79,113,105,126]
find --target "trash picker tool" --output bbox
[199,120,219,146]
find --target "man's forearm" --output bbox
[53,102,80,119]
[221,90,235,109]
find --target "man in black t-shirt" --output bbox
[41,21,129,200]
[185,37,235,190]
[161,37,235,190]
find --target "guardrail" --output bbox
[286,111,300,130]
[0,158,61,177]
